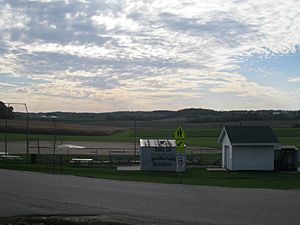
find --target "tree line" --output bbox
[0,101,15,119]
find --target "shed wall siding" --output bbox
[221,134,232,169]
[232,145,274,170]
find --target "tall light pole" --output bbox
[4,104,9,155]
[134,120,137,161]
[51,116,58,174]
[25,104,29,159]
[3,102,29,158]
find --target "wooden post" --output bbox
[37,138,40,163]
[134,120,137,161]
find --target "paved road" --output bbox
[0,169,299,225]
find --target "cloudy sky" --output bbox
[1,0,300,112]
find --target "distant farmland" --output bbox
[0,119,126,136]
[1,119,300,151]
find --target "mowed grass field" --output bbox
[1,126,300,149]
[0,163,299,189]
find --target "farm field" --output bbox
[0,119,125,136]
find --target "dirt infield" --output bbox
[0,141,135,155]
[0,141,220,155]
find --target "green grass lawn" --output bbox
[0,162,299,190]
[185,137,221,148]
[277,137,300,148]
[1,127,299,144]
[0,132,135,142]
[273,128,300,137]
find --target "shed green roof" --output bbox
[220,126,279,144]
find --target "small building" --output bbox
[140,139,176,171]
[274,145,298,171]
[218,126,279,171]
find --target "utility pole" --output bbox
[52,117,58,174]
[4,104,8,155]
[134,120,137,161]
[37,138,40,160]
[3,103,29,158]
[25,104,29,160]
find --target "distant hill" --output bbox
[14,108,300,125]
[1,108,300,136]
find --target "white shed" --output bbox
[218,126,279,171]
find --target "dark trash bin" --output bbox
[30,154,37,164]
[274,145,298,171]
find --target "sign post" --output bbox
[175,127,186,176]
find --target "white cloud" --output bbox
[0,4,30,31]
[0,0,300,111]
[0,82,16,87]
[288,77,300,83]
[91,14,140,32]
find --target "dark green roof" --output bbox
[223,126,279,144]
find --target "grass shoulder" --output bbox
[0,162,299,190]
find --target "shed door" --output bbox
[224,145,230,169]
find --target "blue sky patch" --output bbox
[237,48,300,90]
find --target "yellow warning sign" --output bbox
[176,139,185,153]
[176,139,185,148]
[175,127,185,153]
[174,127,185,140]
